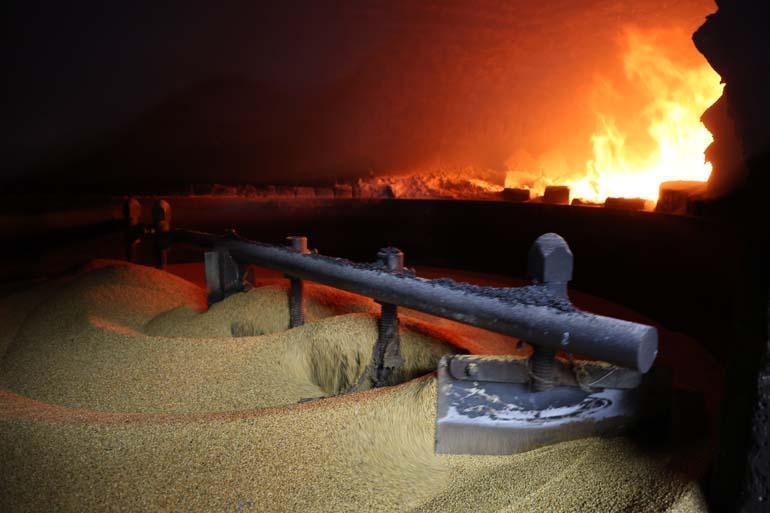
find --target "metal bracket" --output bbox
[436,355,642,455]
[205,249,245,305]
[370,248,405,387]
[447,354,642,390]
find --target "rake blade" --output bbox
[435,355,641,455]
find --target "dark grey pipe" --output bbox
[173,229,657,372]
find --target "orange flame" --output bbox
[506,28,723,203]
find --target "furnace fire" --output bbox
[505,27,722,203]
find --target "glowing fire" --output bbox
[505,28,723,203]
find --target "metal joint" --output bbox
[372,247,405,387]
[286,236,309,328]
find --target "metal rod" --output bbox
[286,236,308,328]
[172,229,658,372]
[204,249,243,305]
[372,247,405,387]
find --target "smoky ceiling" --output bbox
[3,0,716,190]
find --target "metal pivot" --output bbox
[527,233,573,391]
[372,247,405,387]
[434,233,648,455]
[152,200,171,269]
[123,197,142,262]
[286,236,309,328]
[204,248,244,305]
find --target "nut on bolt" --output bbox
[528,233,573,297]
[287,236,309,254]
[527,233,574,391]
[377,247,404,272]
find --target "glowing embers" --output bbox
[506,27,723,203]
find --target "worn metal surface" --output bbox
[446,355,642,390]
[204,249,244,305]
[173,229,658,372]
[527,233,572,391]
[436,233,644,455]
[435,355,640,454]
[528,232,573,296]
[286,236,309,328]
[370,247,406,387]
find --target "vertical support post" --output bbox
[286,236,309,328]
[123,197,142,262]
[372,247,405,387]
[204,251,224,304]
[152,200,171,269]
[527,233,574,392]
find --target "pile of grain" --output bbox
[0,260,707,512]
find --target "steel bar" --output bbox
[527,233,573,391]
[172,229,658,372]
[204,249,243,305]
[286,236,309,328]
[371,247,405,386]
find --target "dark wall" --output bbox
[3,0,714,192]
[696,0,770,207]
[693,3,770,510]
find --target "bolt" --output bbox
[152,200,171,269]
[287,235,308,254]
[527,233,573,391]
[465,362,480,378]
[377,247,404,272]
[527,233,573,297]
[530,348,557,392]
[286,236,309,328]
